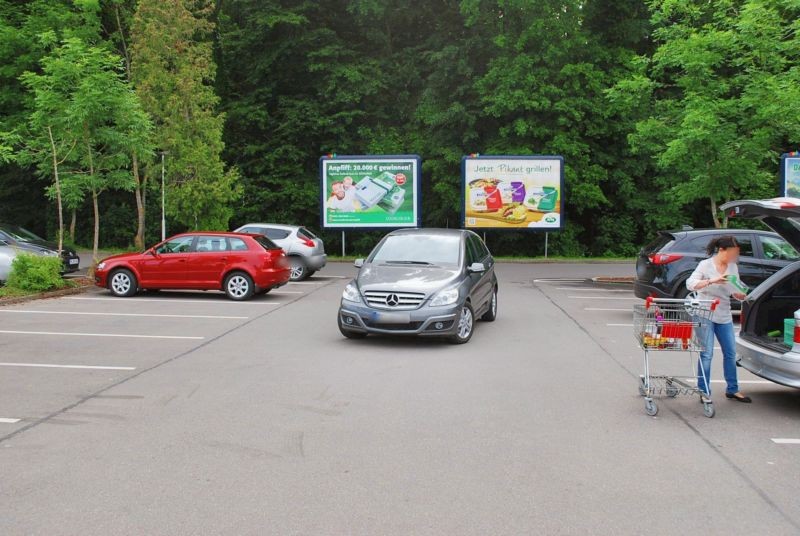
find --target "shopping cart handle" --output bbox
[645,296,654,310]
[711,299,719,311]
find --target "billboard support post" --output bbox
[342,231,345,257]
[545,232,549,259]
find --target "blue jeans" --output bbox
[696,319,739,396]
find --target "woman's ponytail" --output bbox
[706,235,738,256]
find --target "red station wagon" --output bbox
[94,232,291,300]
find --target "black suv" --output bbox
[634,228,798,300]
[0,223,81,274]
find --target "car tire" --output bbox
[448,302,475,344]
[675,284,691,300]
[481,287,498,322]
[224,271,255,301]
[338,316,367,339]
[289,257,308,281]
[108,268,137,297]
[307,270,317,278]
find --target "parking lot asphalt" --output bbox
[1,262,799,535]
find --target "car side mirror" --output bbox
[147,248,158,256]
[354,258,365,268]
[468,262,486,274]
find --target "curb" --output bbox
[0,278,95,307]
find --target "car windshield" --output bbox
[370,234,461,266]
[0,224,44,242]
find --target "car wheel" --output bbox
[108,268,137,297]
[481,287,498,322]
[338,316,367,339]
[224,271,255,301]
[675,284,691,299]
[289,257,308,281]
[449,302,475,344]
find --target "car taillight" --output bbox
[648,253,683,265]
[300,237,315,248]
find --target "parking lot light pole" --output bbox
[160,151,167,241]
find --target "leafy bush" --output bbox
[5,253,66,292]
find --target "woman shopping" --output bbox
[686,235,752,404]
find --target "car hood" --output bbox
[14,240,75,256]
[720,198,800,251]
[99,251,146,264]
[356,263,461,295]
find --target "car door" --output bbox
[756,233,799,279]
[731,234,764,290]
[139,235,195,287]
[189,235,230,287]
[466,234,492,311]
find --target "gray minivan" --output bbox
[721,198,800,388]
[337,228,498,344]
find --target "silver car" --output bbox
[721,198,800,388]
[0,242,15,282]
[233,223,326,280]
[337,228,498,344]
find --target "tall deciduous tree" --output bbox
[132,0,240,231]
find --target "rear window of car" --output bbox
[228,237,250,251]
[642,233,674,254]
[252,235,280,251]
[298,228,317,240]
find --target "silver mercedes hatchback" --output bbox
[337,228,498,344]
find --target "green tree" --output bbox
[132,0,240,231]
[20,37,152,261]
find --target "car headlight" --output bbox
[96,262,106,270]
[342,282,362,303]
[429,287,460,307]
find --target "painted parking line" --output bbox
[569,296,639,300]
[0,362,136,371]
[0,418,21,424]
[286,281,324,285]
[65,297,281,306]
[534,278,586,283]
[556,287,632,292]
[586,308,631,312]
[771,438,800,445]
[0,330,203,340]
[0,310,248,320]
[607,323,634,327]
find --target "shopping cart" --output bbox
[633,296,719,418]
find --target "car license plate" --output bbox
[374,312,410,324]
[69,258,79,265]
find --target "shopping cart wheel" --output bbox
[703,402,715,418]
[644,399,658,416]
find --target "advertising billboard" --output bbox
[320,155,421,229]
[462,155,564,230]
[781,152,800,197]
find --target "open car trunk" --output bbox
[722,199,800,351]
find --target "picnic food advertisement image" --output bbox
[462,155,564,230]
[320,155,421,229]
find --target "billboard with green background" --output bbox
[781,152,800,197]
[320,155,421,229]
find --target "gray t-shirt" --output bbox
[686,257,742,324]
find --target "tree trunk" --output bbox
[46,126,64,254]
[69,209,76,242]
[133,153,146,250]
[710,197,721,228]
[92,188,100,265]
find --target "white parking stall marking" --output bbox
[569,296,639,300]
[0,310,247,320]
[65,297,281,306]
[607,323,634,327]
[771,438,800,445]
[0,418,21,424]
[0,362,136,371]
[555,287,632,292]
[286,281,324,285]
[586,308,631,312]
[0,330,203,340]
[534,278,586,283]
